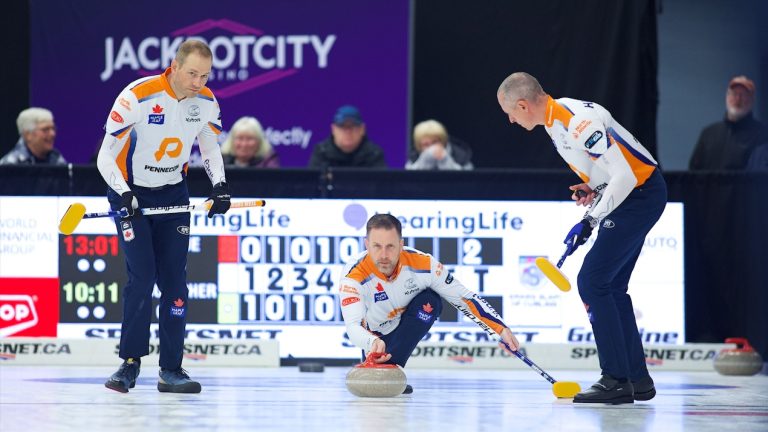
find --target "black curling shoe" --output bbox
[574,375,634,405]
[105,358,141,393]
[632,375,656,401]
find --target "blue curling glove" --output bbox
[563,216,597,256]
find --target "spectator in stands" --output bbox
[689,75,767,170]
[308,105,387,169]
[406,119,473,170]
[221,116,279,168]
[0,107,66,165]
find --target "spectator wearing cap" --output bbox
[689,75,767,170]
[307,105,387,169]
[0,107,67,165]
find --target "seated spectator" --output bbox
[406,119,473,170]
[308,105,387,169]
[0,107,66,165]
[689,75,767,170]
[221,116,279,168]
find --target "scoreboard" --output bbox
[0,197,685,359]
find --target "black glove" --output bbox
[207,182,231,218]
[119,191,139,220]
[563,216,597,256]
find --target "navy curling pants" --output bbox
[373,289,443,368]
[108,180,190,370]
[577,169,667,381]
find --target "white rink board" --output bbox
[0,196,684,359]
[0,338,279,367]
[405,342,733,371]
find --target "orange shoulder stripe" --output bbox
[130,76,166,101]
[399,250,431,271]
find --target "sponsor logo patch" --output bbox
[110,111,124,123]
[584,131,603,149]
[120,220,135,242]
[119,98,131,111]
[444,273,454,284]
[417,310,433,322]
[149,104,165,124]
[374,291,389,302]
[572,119,592,139]
[602,219,615,228]
[340,285,359,295]
[341,297,360,307]
[187,105,200,117]
[170,298,186,318]
[404,287,420,296]
[148,114,165,125]
[177,226,190,235]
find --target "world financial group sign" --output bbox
[31,1,410,167]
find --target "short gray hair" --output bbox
[17,107,54,135]
[497,72,546,104]
[221,116,273,159]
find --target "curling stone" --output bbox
[298,362,325,373]
[713,338,763,376]
[346,353,407,397]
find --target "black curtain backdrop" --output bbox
[413,0,659,169]
[0,1,30,158]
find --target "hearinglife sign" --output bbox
[30,0,410,167]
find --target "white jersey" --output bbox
[97,68,226,192]
[339,247,508,352]
[544,96,658,221]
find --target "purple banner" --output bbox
[30,0,409,167]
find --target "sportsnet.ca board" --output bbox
[0,197,684,359]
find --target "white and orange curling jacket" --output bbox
[339,247,508,352]
[97,68,226,192]
[544,96,659,221]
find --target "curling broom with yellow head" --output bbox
[451,301,581,399]
[534,189,592,292]
[59,200,266,235]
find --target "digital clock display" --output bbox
[58,234,219,324]
[62,235,119,256]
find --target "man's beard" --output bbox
[376,262,393,275]
[727,106,750,121]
